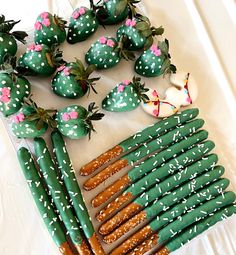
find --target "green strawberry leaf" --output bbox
[11,31,28,44]
[136,21,150,31]
[140,29,152,37]
[0,15,5,24]
[151,26,164,36]
[0,19,19,33]
[115,0,128,16]
[85,64,97,77]
[144,36,154,50]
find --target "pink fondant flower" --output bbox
[34,45,43,52]
[106,39,115,47]
[28,44,36,51]
[0,95,10,103]
[69,111,78,119]
[13,113,25,124]
[130,20,136,27]
[72,11,80,19]
[123,80,130,86]
[1,87,10,96]
[34,21,42,30]
[79,7,86,15]
[118,85,125,93]
[125,19,136,27]
[40,12,49,19]
[125,19,132,26]
[99,36,107,44]
[63,67,70,76]
[62,113,70,121]
[42,18,51,27]
[150,45,161,56]
[57,65,66,72]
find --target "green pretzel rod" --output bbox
[84,118,204,190]
[34,138,91,255]
[93,130,209,209]
[51,131,105,255]
[103,166,226,244]
[80,108,199,176]
[99,154,218,235]
[97,141,215,225]
[17,147,74,255]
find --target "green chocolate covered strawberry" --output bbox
[34,12,66,46]
[85,36,135,69]
[0,15,28,64]
[117,16,164,50]
[102,76,149,112]
[17,44,64,76]
[135,39,177,77]
[67,7,99,44]
[0,57,31,117]
[11,98,56,139]
[56,103,104,139]
[51,59,100,99]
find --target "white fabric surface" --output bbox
[0,0,236,254]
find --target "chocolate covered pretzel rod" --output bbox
[154,204,236,255]
[84,118,204,190]
[104,168,226,244]
[110,191,236,255]
[93,130,208,208]
[131,204,236,255]
[80,108,199,176]
[17,147,74,255]
[51,131,105,255]
[99,154,218,235]
[96,136,212,222]
[34,138,91,255]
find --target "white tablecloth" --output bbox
[0,0,236,254]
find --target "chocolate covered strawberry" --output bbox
[0,57,31,117]
[17,44,64,76]
[85,36,135,69]
[34,12,66,46]
[117,16,164,50]
[0,15,28,64]
[102,76,149,112]
[11,98,56,139]
[56,103,104,139]
[135,39,177,77]
[51,59,100,99]
[67,7,99,44]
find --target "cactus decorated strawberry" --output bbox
[34,12,66,46]
[17,44,64,76]
[11,98,56,139]
[117,16,164,50]
[102,76,149,112]
[0,15,28,64]
[56,103,104,139]
[51,59,100,99]
[135,39,177,77]
[85,36,135,69]
[0,57,31,117]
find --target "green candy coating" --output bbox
[34,12,66,46]
[34,138,84,245]
[128,130,208,182]
[51,62,87,99]
[126,140,215,197]
[134,48,166,77]
[0,33,17,64]
[119,108,199,151]
[67,8,99,44]
[134,154,218,207]
[0,73,31,116]
[85,37,120,69]
[11,105,48,138]
[51,131,95,239]
[149,178,230,231]
[165,205,236,252]
[145,166,225,219]
[17,147,67,247]
[158,191,236,244]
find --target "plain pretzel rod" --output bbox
[110,191,236,255]
[84,118,204,190]
[99,154,218,236]
[80,108,199,176]
[96,137,213,224]
[93,130,208,208]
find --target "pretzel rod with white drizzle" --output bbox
[93,130,208,208]
[84,118,204,190]
[99,154,218,235]
[80,108,199,176]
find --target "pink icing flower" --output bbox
[79,7,86,15]
[99,36,107,44]
[0,95,10,103]
[125,19,136,27]
[34,45,43,52]
[69,111,78,119]
[63,67,70,76]
[62,113,70,121]
[28,44,36,51]
[123,80,130,86]
[118,85,125,93]
[13,113,25,124]
[150,45,161,56]
[40,12,49,19]
[1,87,10,96]
[57,65,66,72]
[34,21,42,30]
[72,11,80,19]
[125,19,132,26]
[106,39,115,47]
[42,18,51,27]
